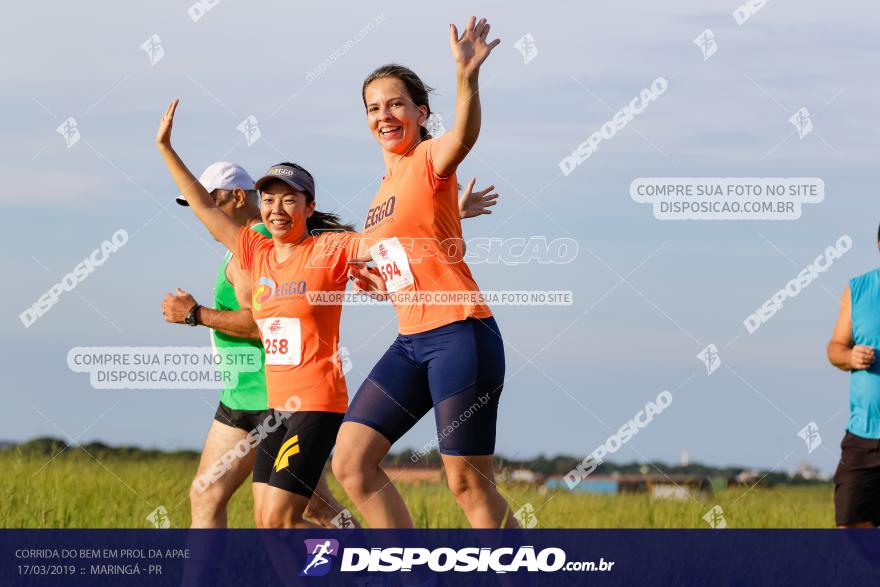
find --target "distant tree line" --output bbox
[2,438,826,485]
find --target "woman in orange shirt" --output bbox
[332,16,518,529]
[156,99,498,528]
[157,99,369,528]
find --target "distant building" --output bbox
[651,485,692,501]
[544,474,711,497]
[510,468,542,483]
[734,469,763,485]
[793,462,830,482]
[544,476,619,494]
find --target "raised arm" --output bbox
[155,99,240,252]
[431,17,500,178]
[827,286,874,371]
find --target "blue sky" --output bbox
[3,0,879,476]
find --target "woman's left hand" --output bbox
[450,16,500,77]
[348,261,388,300]
[156,99,179,149]
[459,177,499,219]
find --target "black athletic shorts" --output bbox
[214,402,270,432]
[254,410,344,498]
[833,430,880,526]
[213,402,276,484]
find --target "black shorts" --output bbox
[214,402,270,432]
[254,410,344,498]
[213,402,277,484]
[833,430,880,526]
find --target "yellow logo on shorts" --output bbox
[273,435,300,471]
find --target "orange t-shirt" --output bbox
[362,139,492,335]
[237,227,359,412]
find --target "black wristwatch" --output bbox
[185,304,201,327]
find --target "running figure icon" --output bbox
[301,539,338,576]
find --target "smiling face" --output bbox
[364,77,428,155]
[258,180,314,242]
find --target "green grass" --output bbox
[0,451,834,528]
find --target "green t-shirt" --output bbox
[213,223,270,411]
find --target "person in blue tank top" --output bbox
[827,224,880,527]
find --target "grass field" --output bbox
[0,451,835,528]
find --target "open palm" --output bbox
[156,99,179,147]
[450,17,500,76]
[459,178,499,218]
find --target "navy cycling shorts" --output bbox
[343,316,505,456]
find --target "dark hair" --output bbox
[308,210,355,234]
[272,162,355,234]
[362,64,434,140]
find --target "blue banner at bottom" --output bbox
[2,529,879,586]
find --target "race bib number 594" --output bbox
[257,317,302,366]
[369,237,414,293]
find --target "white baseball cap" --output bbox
[175,162,255,206]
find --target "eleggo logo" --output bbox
[252,277,275,310]
[364,195,396,231]
[340,546,565,573]
[300,539,339,577]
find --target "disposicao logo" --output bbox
[300,539,339,577]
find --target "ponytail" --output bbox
[307,210,355,234]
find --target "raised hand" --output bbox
[156,99,179,148]
[449,17,500,77]
[459,177,499,219]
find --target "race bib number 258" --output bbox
[257,317,302,366]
